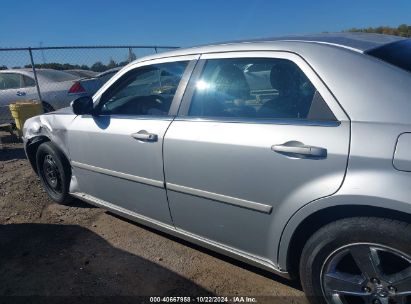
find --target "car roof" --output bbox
[0,68,68,74]
[225,32,405,52]
[0,68,33,74]
[136,33,406,63]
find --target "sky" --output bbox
[0,0,410,48]
[0,0,410,68]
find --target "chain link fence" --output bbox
[0,45,178,125]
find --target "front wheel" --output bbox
[36,142,72,204]
[300,217,411,304]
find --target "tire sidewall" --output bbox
[36,142,70,204]
[300,218,411,303]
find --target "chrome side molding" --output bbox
[166,183,273,214]
[71,161,273,214]
[71,161,164,188]
[70,191,289,279]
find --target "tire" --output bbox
[42,102,55,113]
[300,217,411,304]
[36,142,72,204]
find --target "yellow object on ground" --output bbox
[9,100,43,136]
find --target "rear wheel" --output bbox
[42,102,54,113]
[36,142,71,204]
[300,217,411,304]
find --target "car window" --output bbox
[0,73,21,90]
[22,75,36,87]
[188,58,335,121]
[367,39,411,74]
[99,71,117,84]
[98,61,188,116]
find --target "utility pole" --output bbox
[128,48,136,62]
[39,42,46,64]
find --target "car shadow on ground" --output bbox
[0,146,26,162]
[0,223,212,301]
[69,198,98,208]
[108,212,303,292]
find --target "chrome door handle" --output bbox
[16,91,26,96]
[272,141,327,158]
[131,130,158,142]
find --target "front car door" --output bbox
[68,55,198,224]
[163,52,350,262]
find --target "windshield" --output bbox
[37,70,79,82]
[367,39,411,73]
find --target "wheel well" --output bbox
[26,136,50,174]
[286,205,411,279]
[42,101,55,113]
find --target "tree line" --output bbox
[346,23,411,37]
[0,59,129,72]
[0,49,137,71]
[26,59,129,72]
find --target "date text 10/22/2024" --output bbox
[149,297,258,303]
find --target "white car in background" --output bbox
[0,69,100,123]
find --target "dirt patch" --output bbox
[0,132,307,303]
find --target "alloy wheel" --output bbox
[321,243,411,304]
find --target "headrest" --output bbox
[270,60,300,96]
[215,64,250,99]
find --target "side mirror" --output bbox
[71,96,94,115]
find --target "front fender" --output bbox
[23,112,77,173]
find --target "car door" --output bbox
[20,74,40,100]
[68,55,198,225]
[163,52,350,260]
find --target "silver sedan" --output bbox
[23,33,411,304]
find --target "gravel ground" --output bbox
[0,132,307,304]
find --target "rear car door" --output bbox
[163,52,350,260]
[68,55,198,224]
[19,74,39,100]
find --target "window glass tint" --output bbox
[99,61,188,116]
[0,73,21,90]
[188,58,335,120]
[22,75,36,87]
[367,39,411,74]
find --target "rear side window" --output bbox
[98,61,188,116]
[367,39,411,73]
[188,58,335,121]
[22,75,36,87]
[0,73,21,90]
